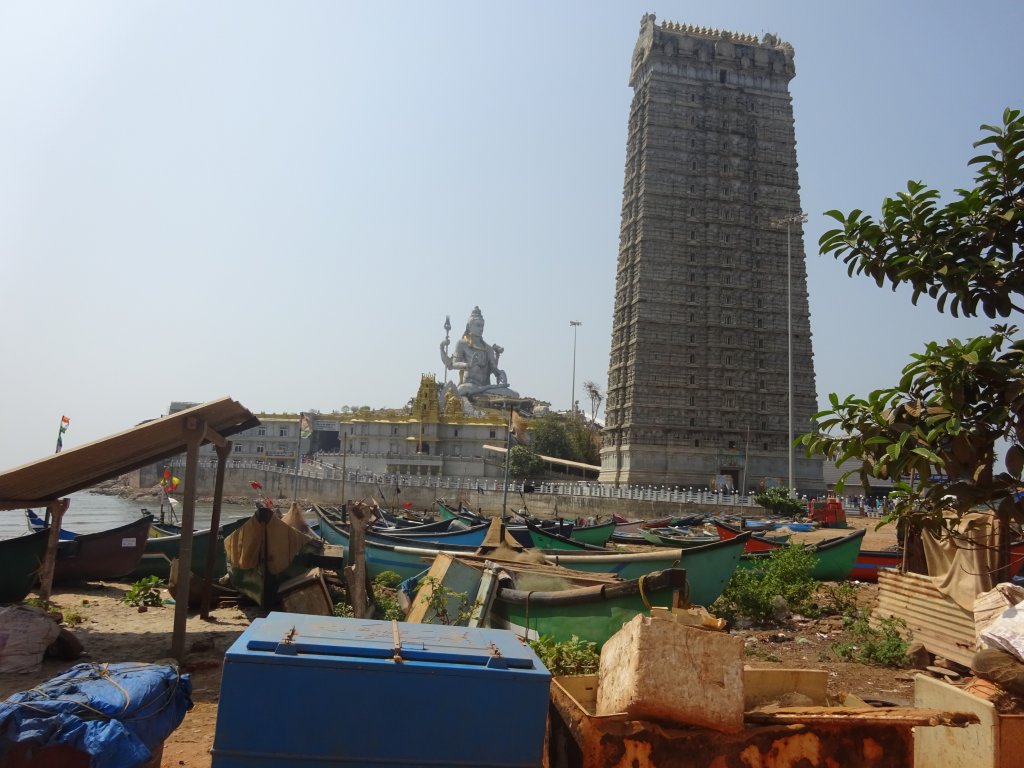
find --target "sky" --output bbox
[1,1,1021,470]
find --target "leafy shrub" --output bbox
[414,576,478,626]
[833,613,910,667]
[712,544,817,625]
[370,570,405,620]
[121,576,164,608]
[529,635,600,676]
[818,581,859,618]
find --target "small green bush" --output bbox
[121,576,164,608]
[833,613,910,667]
[414,576,478,626]
[529,635,600,676]
[713,544,817,625]
[818,581,859,618]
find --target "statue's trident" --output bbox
[441,315,452,382]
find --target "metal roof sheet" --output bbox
[0,397,259,509]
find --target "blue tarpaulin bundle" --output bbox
[0,661,192,768]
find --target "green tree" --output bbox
[754,486,805,517]
[800,109,1024,579]
[507,444,545,479]
[530,413,580,460]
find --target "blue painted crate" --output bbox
[211,613,550,767]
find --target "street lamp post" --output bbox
[570,320,582,415]
[771,212,807,497]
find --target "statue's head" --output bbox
[465,306,485,336]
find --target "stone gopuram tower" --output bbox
[599,15,823,494]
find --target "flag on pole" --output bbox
[55,415,70,453]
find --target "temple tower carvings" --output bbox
[599,14,823,493]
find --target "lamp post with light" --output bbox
[771,212,807,498]
[570,320,582,415]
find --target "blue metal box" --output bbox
[211,612,551,767]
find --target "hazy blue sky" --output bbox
[1,1,1021,470]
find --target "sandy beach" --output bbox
[0,512,899,767]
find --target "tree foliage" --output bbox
[507,444,545,479]
[528,413,600,465]
[754,486,806,517]
[818,108,1024,319]
[800,109,1024,568]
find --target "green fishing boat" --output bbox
[738,528,866,581]
[405,553,688,650]
[317,504,746,603]
[0,529,49,604]
[568,520,616,547]
[130,516,248,580]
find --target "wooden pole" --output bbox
[171,417,204,660]
[343,501,375,618]
[200,441,232,619]
[37,498,69,603]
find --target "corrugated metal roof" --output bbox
[0,397,259,509]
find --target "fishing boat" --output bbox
[0,529,50,604]
[25,509,76,541]
[711,519,792,552]
[541,534,749,605]
[316,505,747,603]
[524,522,610,552]
[49,513,153,582]
[848,548,904,582]
[639,527,721,548]
[738,528,866,581]
[366,521,492,548]
[130,516,250,580]
[406,552,688,649]
[567,519,616,547]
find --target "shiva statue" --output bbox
[440,307,518,398]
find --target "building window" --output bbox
[257,427,266,437]
[233,443,242,453]
[454,445,462,457]
[278,427,288,437]
[728,440,736,449]
[256,444,264,454]
[690,418,695,426]
[489,430,496,438]
[392,427,398,435]
[694,439,700,447]
[453,429,459,438]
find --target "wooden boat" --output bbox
[739,528,866,581]
[131,516,249,580]
[407,553,688,649]
[366,520,491,548]
[0,529,50,604]
[542,534,749,605]
[712,519,792,553]
[568,519,617,547]
[316,505,747,603]
[525,522,610,552]
[436,500,486,524]
[51,513,153,582]
[848,548,904,582]
[639,528,721,548]
[25,509,76,541]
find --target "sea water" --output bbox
[0,491,255,539]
